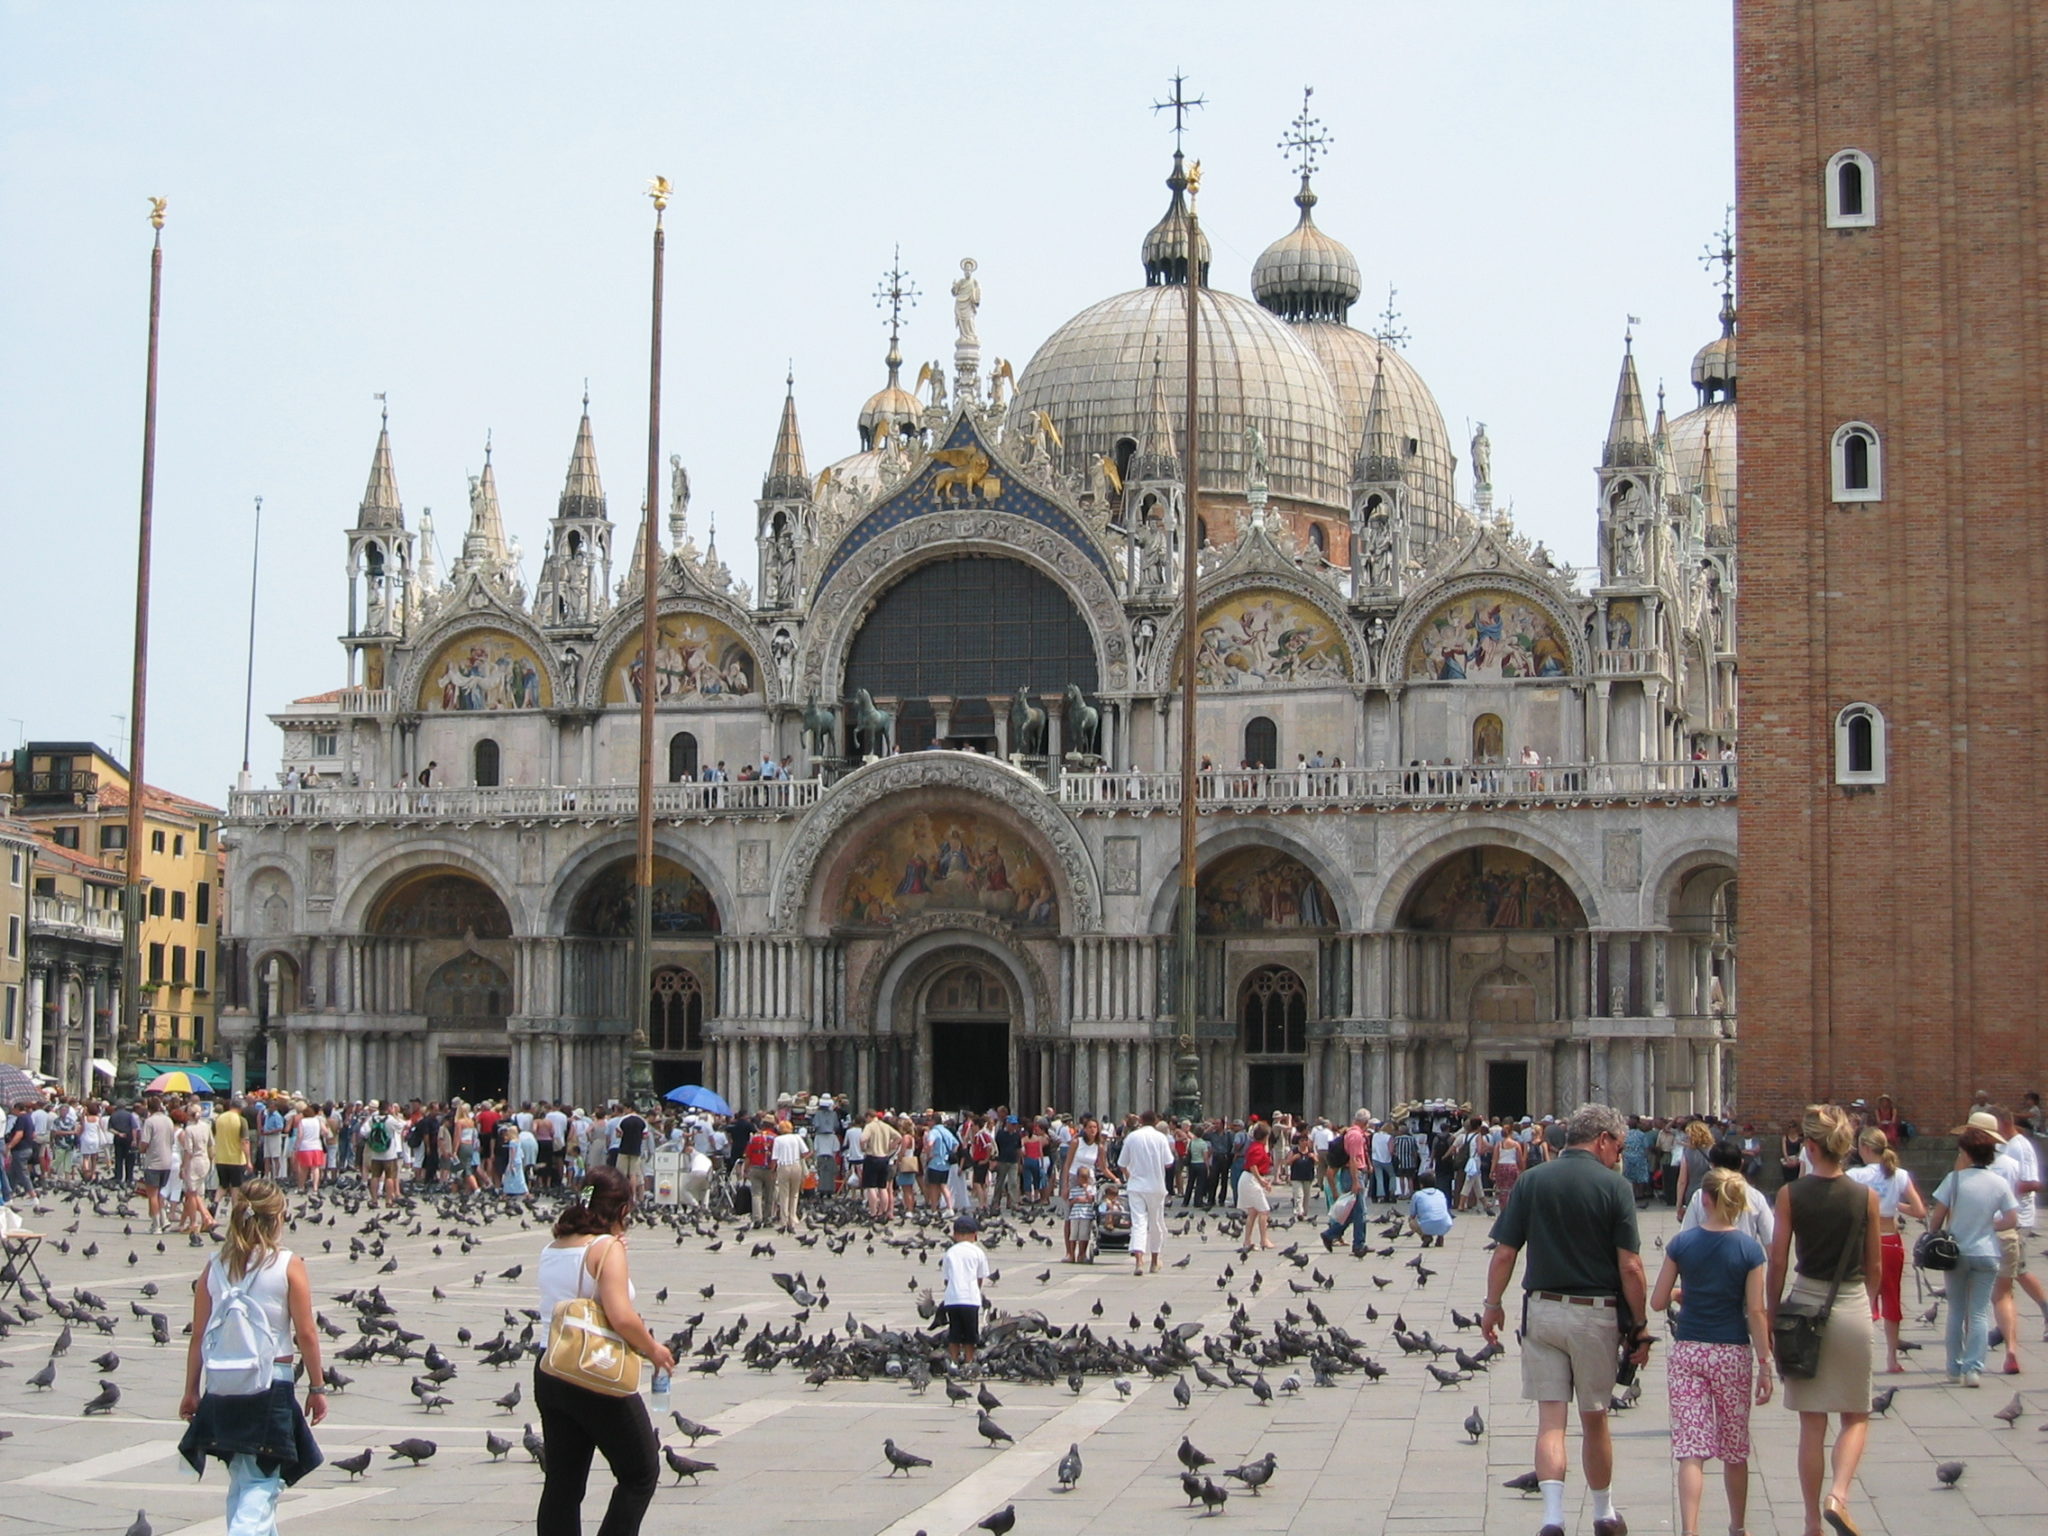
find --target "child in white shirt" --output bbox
[940,1214,993,1367]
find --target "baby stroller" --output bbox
[1090,1184,1132,1258]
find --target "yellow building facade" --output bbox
[1,744,222,1070]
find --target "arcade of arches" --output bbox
[237,823,1735,1122]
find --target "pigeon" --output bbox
[123,1513,151,1536]
[26,1360,56,1390]
[976,1383,1002,1411]
[976,1409,1013,1446]
[387,1438,437,1465]
[92,1351,120,1373]
[1427,1363,1467,1389]
[1225,1452,1276,1494]
[1178,1435,1214,1471]
[83,1379,121,1415]
[883,1438,931,1475]
[1056,1442,1083,1490]
[1994,1392,2023,1426]
[664,1446,718,1483]
[333,1448,373,1479]
[522,1423,547,1468]
[484,1432,513,1461]
[975,1504,1016,1536]
[492,1383,521,1412]
[1173,1374,1192,1409]
[1199,1477,1229,1515]
[1936,1460,1966,1488]
[671,1413,720,1445]
[1112,1375,1132,1399]
[497,1265,523,1281]
[1463,1407,1486,1442]
[52,1325,72,1356]
[1502,1471,1541,1495]
[1870,1387,1897,1416]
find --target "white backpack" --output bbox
[203,1254,284,1398]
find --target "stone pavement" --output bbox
[3,1180,2044,1536]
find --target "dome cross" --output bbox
[1151,72,1206,151]
[1279,85,1330,183]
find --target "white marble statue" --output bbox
[951,258,980,346]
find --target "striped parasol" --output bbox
[0,1063,44,1107]
[142,1070,216,1096]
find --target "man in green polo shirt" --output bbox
[1480,1102,1648,1536]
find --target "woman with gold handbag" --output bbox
[535,1166,675,1536]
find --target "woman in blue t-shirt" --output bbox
[1651,1167,1772,1536]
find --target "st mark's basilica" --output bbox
[220,122,1740,1126]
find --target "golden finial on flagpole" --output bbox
[647,176,671,224]
[148,196,167,230]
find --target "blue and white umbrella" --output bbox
[663,1084,732,1117]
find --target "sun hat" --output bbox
[1952,1109,2007,1143]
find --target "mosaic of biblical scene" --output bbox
[1406,589,1570,680]
[834,810,1057,930]
[1185,589,1348,688]
[1405,847,1586,932]
[369,872,514,938]
[1605,599,1640,649]
[417,632,549,711]
[1194,847,1336,933]
[606,614,757,704]
[572,857,720,936]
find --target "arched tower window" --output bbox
[1834,702,1886,785]
[648,966,703,1053]
[1825,149,1876,228]
[1831,422,1882,501]
[1244,717,1277,769]
[1241,966,1307,1055]
[473,738,500,787]
[668,731,698,784]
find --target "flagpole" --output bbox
[117,200,167,1098]
[628,179,669,1108]
[1172,200,1204,1122]
[239,496,262,790]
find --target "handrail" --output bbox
[1057,758,1736,809]
[228,778,823,823]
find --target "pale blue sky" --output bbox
[0,2,1733,802]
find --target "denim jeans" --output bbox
[1946,1252,2000,1376]
[226,1452,284,1536]
[1371,1159,1395,1202]
[1322,1168,1370,1251]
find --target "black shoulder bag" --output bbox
[1774,1181,1866,1380]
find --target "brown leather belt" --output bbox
[1532,1290,1617,1307]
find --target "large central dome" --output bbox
[1012,284,1353,511]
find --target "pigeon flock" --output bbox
[0,1168,2037,1532]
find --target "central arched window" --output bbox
[668,731,698,784]
[1241,966,1307,1055]
[1244,716,1277,769]
[423,953,510,1025]
[844,555,1097,751]
[473,738,500,787]
[648,966,703,1052]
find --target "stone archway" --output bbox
[919,958,1017,1113]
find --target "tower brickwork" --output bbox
[1737,0,2048,1120]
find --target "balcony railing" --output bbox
[1596,647,1667,676]
[1057,758,1736,812]
[19,769,99,802]
[336,687,392,714]
[228,778,823,825]
[30,893,124,942]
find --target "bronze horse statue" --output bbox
[1011,685,1046,756]
[802,696,838,759]
[1063,683,1100,757]
[852,688,894,759]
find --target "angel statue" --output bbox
[916,360,948,411]
[951,258,980,346]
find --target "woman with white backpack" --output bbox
[176,1178,326,1533]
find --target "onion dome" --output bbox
[1668,295,1739,519]
[1293,321,1459,548]
[1252,177,1362,323]
[857,341,922,451]
[1690,291,1738,405]
[1141,152,1211,287]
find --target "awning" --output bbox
[91,1057,117,1079]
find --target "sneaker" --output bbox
[1320,1232,1335,1254]
[1538,1527,1565,1536]
[1593,1519,1628,1536]
[1963,1370,1982,1388]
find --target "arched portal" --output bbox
[844,555,1097,752]
[920,959,1015,1113]
[648,965,706,1093]
[1240,965,1307,1119]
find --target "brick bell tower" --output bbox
[1736,0,2048,1122]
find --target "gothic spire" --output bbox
[1132,355,1180,480]
[762,374,809,500]
[1698,424,1729,533]
[557,394,607,522]
[356,408,403,530]
[1355,345,1404,483]
[1603,332,1653,468]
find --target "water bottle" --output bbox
[650,1366,671,1411]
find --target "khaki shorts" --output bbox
[1998,1228,2027,1281]
[1520,1294,1622,1413]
